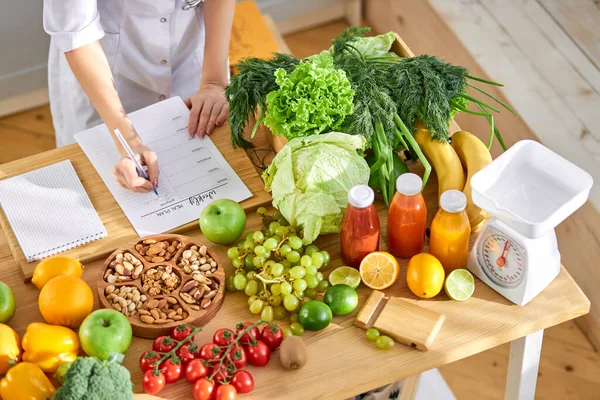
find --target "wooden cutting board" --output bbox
[0,123,271,281]
[355,290,446,351]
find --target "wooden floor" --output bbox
[1,11,599,400]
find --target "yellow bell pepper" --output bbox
[22,322,79,373]
[0,362,55,400]
[0,323,20,375]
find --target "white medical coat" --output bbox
[43,0,206,147]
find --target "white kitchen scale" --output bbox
[468,140,593,306]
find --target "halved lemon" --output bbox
[359,252,400,290]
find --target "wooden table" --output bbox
[0,127,590,399]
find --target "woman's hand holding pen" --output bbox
[185,82,229,138]
[112,136,159,193]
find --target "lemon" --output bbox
[444,269,475,301]
[329,266,361,289]
[359,252,400,290]
[406,253,445,299]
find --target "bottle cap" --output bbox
[440,190,467,213]
[348,185,375,208]
[396,173,423,196]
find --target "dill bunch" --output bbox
[226,53,299,148]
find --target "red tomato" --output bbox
[172,324,196,342]
[153,336,177,353]
[139,351,161,373]
[211,366,232,385]
[231,370,254,394]
[245,341,271,367]
[213,328,235,346]
[260,325,284,350]
[160,358,182,383]
[193,378,215,400]
[198,343,222,361]
[176,342,198,365]
[142,370,166,395]
[228,345,247,369]
[235,322,260,345]
[184,359,209,383]
[215,384,238,400]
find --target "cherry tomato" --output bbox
[139,351,161,373]
[184,359,209,383]
[235,322,260,345]
[198,343,222,361]
[228,344,247,369]
[193,378,215,400]
[176,342,198,365]
[260,324,283,350]
[213,328,235,346]
[160,358,182,383]
[142,370,166,395]
[172,324,196,342]
[211,366,232,385]
[245,340,271,367]
[215,384,238,400]
[231,370,254,394]
[153,335,177,352]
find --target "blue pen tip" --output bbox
[153,189,159,196]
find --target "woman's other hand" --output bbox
[113,140,159,193]
[185,82,228,138]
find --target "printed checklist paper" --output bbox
[75,97,252,237]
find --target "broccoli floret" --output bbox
[54,355,134,400]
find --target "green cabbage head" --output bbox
[263,54,354,140]
[263,132,370,244]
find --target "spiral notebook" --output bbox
[0,160,107,262]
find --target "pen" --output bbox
[114,129,159,196]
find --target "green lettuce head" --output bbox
[263,132,370,244]
[263,54,354,140]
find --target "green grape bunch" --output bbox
[225,207,332,323]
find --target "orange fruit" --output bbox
[32,256,84,290]
[38,275,93,328]
[359,252,400,290]
[406,253,445,299]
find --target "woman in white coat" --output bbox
[43,0,235,193]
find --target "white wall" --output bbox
[0,1,49,101]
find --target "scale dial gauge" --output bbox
[477,228,525,289]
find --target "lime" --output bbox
[328,266,361,289]
[323,284,358,316]
[0,281,16,323]
[444,269,475,301]
[298,301,332,331]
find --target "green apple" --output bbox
[199,199,246,245]
[79,309,132,360]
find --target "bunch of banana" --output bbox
[451,130,493,229]
[415,127,465,201]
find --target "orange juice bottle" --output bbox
[429,190,471,272]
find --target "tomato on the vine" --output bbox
[260,324,283,350]
[193,378,215,400]
[236,322,260,345]
[172,324,196,342]
[139,351,161,373]
[142,370,166,395]
[198,343,222,361]
[215,384,238,400]
[160,358,182,383]
[211,366,232,385]
[231,370,254,394]
[184,359,209,383]
[228,344,247,369]
[153,335,177,352]
[213,328,235,346]
[176,342,198,365]
[245,340,271,367]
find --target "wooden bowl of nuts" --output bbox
[96,234,225,338]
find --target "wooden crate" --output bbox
[265,32,460,153]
